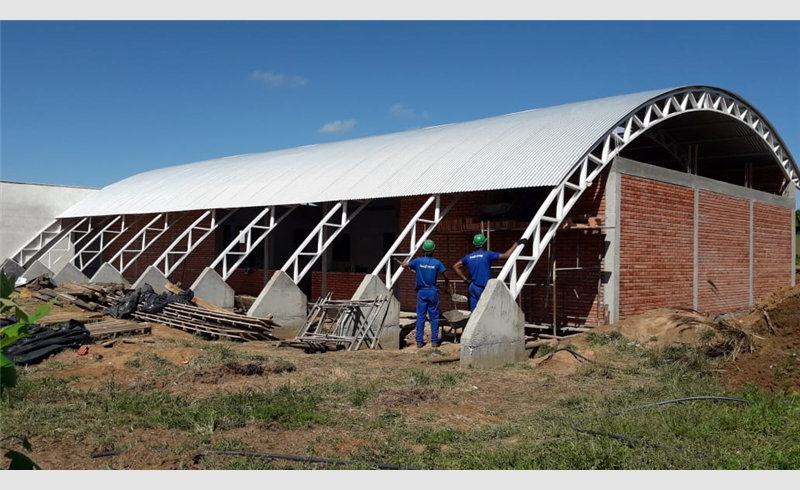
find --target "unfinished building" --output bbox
[3,85,797,368]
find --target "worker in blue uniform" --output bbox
[401,239,451,348]
[453,233,528,312]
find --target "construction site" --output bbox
[1,85,799,470]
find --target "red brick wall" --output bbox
[618,174,793,319]
[697,191,750,314]
[310,271,365,300]
[753,202,793,301]
[619,175,694,318]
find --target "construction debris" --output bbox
[135,303,279,341]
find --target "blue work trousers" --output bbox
[468,282,486,312]
[416,287,440,344]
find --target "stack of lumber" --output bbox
[134,303,279,341]
[33,283,127,311]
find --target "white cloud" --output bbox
[389,103,429,119]
[318,119,356,134]
[250,71,308,88]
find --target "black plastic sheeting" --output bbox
[107,283,195,318]
[5,320,92,366]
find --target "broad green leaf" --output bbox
[4,450,41,470]
[26,300,54,323]
[0,351,17,392]
[12,306,29,325]
[0,322,28,340]
[0,334,27,349]
[0,272,14,300]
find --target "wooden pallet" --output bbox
[86,320,152,340]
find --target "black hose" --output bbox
[91,450,123,458]
[604,396,754,417]
[204,450,430,470]
[572,396,757,459]
[89,448,429,469]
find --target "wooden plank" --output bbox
[163,282,230,313]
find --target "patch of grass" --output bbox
[268,359,296,374]
[347,385,376,408]
[584,329,626,346]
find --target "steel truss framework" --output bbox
[372,194,460,289]
[154,209,235,277]
[107,213,182,274]
[38,217,97,270]
[498,87,800,299]
[210,205,297,280]
[282,200,370,283]
[10,218,75,268]
[70,215,141,272]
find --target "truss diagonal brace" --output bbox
[153,209,236,277]
[107,213,180,275]
[372,194,460,289]
[209,205,297,280]
[40,217,97,271]
[281,200,371,283]
[10,218,77,268]
[70,215,141,272]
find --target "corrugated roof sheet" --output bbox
[59,86,795,218]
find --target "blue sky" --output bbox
[2,21,799,206]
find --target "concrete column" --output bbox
[0,259,25,280]
[20,260,54,282]
[604,165,621,324]
[351,274,401,350]
[247,270,307,339]
[52,262,90,286]
[693,188,699,311]
[190,267,235,309]
[90,263,130,285]
[460,279,525,369]
[132,265,170,294]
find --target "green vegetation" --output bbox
[1,319,798,470]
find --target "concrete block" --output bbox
[0,259,26,281]
[460,279,526,369]
[351,274,401,350]
[20,260,54,282]
[247,270,307,339]
[52,262,90,286]
[90,263,129,285]
[132,265,170,294]
[190,267,235,309]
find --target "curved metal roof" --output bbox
[59,85,798,218]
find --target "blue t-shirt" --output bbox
[460,250,500,287]
[408,256,446,291]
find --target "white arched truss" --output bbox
[498,87,799,299]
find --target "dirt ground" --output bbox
[4,283,799,469]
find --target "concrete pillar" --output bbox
[52,262,90,286]
[132,265,170,294]
[190,267,235,309]
[20,260,54,282]
[0,259,25,280]
[90,263,129,285]
[351,274,401,350]
[460,279,525,369]
[247,270,307,339]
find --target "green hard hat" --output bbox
[473,233,487,247]
[422,239,435,252]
